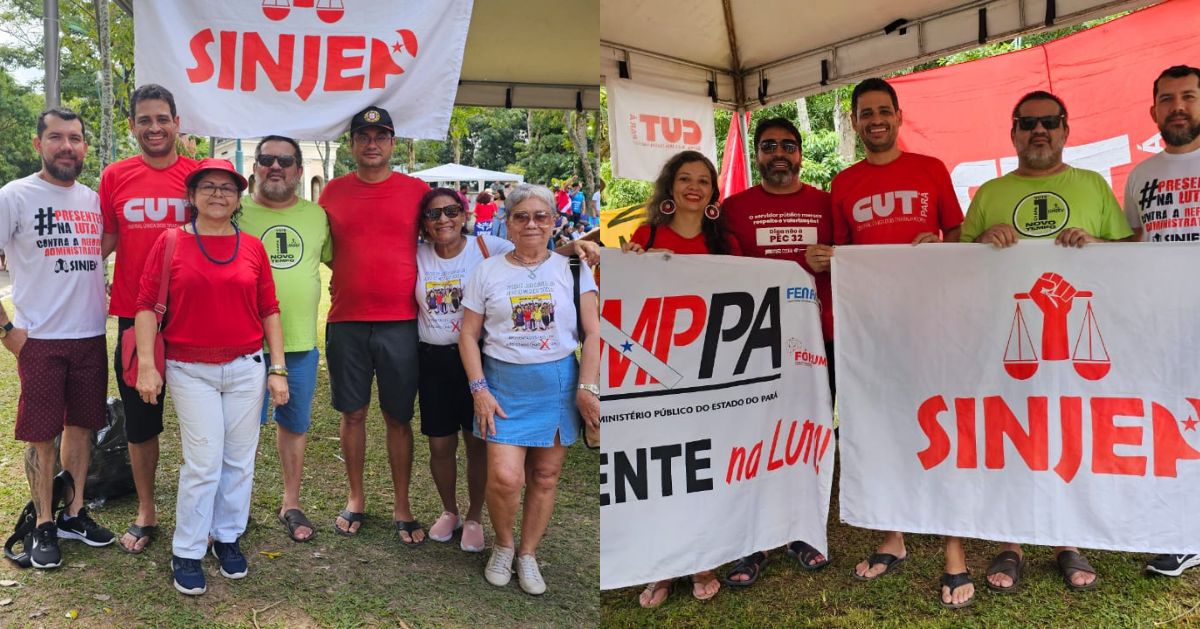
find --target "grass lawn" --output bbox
[600,461,1200,628]
[0,266,598,628]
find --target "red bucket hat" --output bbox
[186,158,249,192]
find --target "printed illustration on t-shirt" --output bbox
[1132,176,1200,242]
[508,290,557,349]
[425,279,464,315]
[260,224,304,269]
[1011,191,1069,237]
[33,205,103,274]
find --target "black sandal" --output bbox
[395,519,426,547]
[852,552,906,581]
[1057,550,1098,591]
[787,541,830,571]
[940,571,975,609]
[278,508,316,542]
[118,524,157,554]
[985,550,1025,593]
[722,551,768,587]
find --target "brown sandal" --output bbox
[691,570,721,601]
[638,579,673,608]
[1057,550,1099,591]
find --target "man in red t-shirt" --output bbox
[806,78,968,608]
[319,106,429,543]
[98,84,199,554]
[719,117,835,589]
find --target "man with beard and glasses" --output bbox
[719,117,835,588]
[960,91,1131,595]
[319,106,430,544]
[99,84,199,554]
[0,108,116,569]
[806,77,967,608]
[237,136,331,543]
[1124,65,1200,578]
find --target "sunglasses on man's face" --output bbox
[1013,115,1065,131]
[422,204,463,220]
[256,154,297,168]
[758,139,800,154]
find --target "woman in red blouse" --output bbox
[133,159,286,597]
[623,151,740,256]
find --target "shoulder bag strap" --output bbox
[570,256,582,337]
[476,234,490,259]
[645,224,657,250]
[154,228,178,329]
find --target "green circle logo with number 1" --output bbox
[263,225,304,269]
[1011,191,1070,238]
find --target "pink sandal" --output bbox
[460,520,485,553]
[429,511,462,542]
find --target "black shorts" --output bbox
[417,342,474,438]
[325,321,418,422]
[115,317,165,444]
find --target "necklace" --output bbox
[191,217,240,265]
[510,250,550,280]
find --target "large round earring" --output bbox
[704,204,721,220]
[659,199,676,215]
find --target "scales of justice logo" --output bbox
[261,0,346,23]
[1003,272,1110,381]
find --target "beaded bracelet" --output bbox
[468,378,489,393]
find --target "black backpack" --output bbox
[5,470,75,568]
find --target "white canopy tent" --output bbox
[404,163,524,194]
[600,0,1157,111]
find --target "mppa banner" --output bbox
[607,79,717,181]
[134,0,473,140]
[891,0,1200,211]
[834,241,1200,553]
[599,249,833,590]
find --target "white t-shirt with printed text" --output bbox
[416,234,515,345]
[462,252,597,364]
[0,173,106,338]
[1124,148,1200,242]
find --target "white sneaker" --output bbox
[517,554,546,595]
[485,546,514,587]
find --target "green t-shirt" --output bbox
[959,167,1133,243]
[238,196,332,352]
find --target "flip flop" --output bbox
[940,571,975,609]
[1057,550,1099,591]
[691,570,720,601]
[333,510,365,537]
[788,540,830,571]
[985,550,1025,593]
[278,508,316,542]
[852,552,906,581]
[395,520,426,547]
[638,579,673,608]
[118,524,157,554]
[722,552,768,587]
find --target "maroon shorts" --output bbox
[15,336,108,442]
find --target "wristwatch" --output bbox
[0,322,12,339]
[268,364,288,377]
[577,383,599,396]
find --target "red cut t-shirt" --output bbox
[319,171,427,322]
[474,202,497,222]
[100,155,199,317]
[831,152,964,245]
[630,224,743,255]
[136,228,280,363]
[722,184,834,341]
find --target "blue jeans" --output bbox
[260,348,319,434]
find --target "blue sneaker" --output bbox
[210,540,248,579]
[171,555,206,595]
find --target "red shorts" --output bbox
[15,336,108,442]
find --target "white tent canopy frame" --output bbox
[404,163,524,195]
[600,0,1155,112]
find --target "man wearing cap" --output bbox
[98,84,199,554]
[1,107,116,570]
[238,135,331,543]
[319,106,430,544]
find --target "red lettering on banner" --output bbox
[298,35,321,101]
[915,394,1200,481]
[634,114,702,145]
[186,30,215,82]
[726,441,762,483]
[637,114,660,142]
[602,297,660,387]
[241,32,294,92]
[218,30,237,89]
[369,37,405,89]
[654,295,705,375]
[325,36,365,92]
[728,418,829,483]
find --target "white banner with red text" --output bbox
[599,249,833,590]
[606,79,717,182]
[134,0,472,140]
[835,241,1200,552]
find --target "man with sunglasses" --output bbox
[961,91,1131,595]
[238,136,331,543]
[98,84,199,554]
[318,106,430,544]
[807,77,967,607]
[719,117,835,589]
[1123,65,1200,577]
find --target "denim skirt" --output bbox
[474,353,579,447]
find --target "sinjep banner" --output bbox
[607,79,717,182]
[599,249,834,589]
[134,0,473,140]
[835,241,1200,552]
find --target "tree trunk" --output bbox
[95,0,113,167]
[834,92,856,162]
[563,111,596,216]
[796,97,811,133]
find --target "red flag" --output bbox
[719,111,750,200]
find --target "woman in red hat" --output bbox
[133,158,287,596]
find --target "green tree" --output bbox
[0,68,41,183]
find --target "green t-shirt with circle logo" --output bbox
[959,167,1133,243]
[239,196,332,352]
